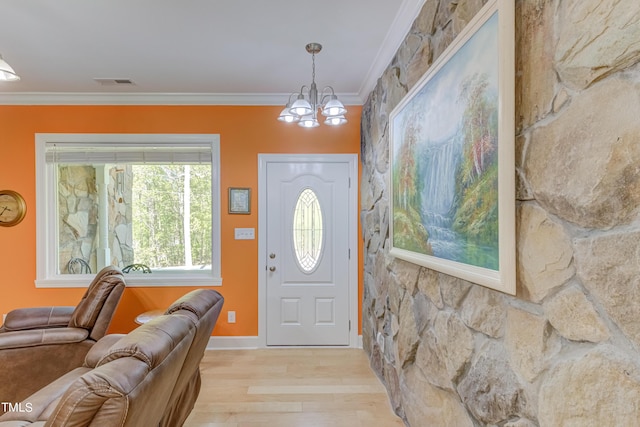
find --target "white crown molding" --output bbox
[0,0,424,107]
[0,92,364,106]
[357,0,427,101]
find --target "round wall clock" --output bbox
[0,190,27,227]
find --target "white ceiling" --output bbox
[0,0,425,105]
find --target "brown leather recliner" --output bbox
[159,288,225,426]
[0,266,126,405]
[0,288,224,427]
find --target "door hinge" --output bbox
[349,177,351,188]
[349,320,351,331]
[348,248,351,259]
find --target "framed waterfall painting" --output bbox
[389,0,515,294]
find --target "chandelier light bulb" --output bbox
[322,97,346,117]
[325,115,347,126]
[298,115,319,128]
[0,54,20,82]
[277,104,300,123]
[290,97,313,116]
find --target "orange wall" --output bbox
[0,104,362,337]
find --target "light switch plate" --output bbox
[234,228,255,240]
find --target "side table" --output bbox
[135,309,164,325]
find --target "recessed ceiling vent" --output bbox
[93,78,135,86]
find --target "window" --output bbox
[35,134,221,287]
[292,188,324,273]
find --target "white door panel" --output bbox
[265,160,350,346]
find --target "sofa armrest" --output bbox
[1,306,75,332]
[0,327,89,351]
[83,334,126,368]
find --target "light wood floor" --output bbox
[184,348,405,427]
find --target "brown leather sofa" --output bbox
[0,266,126,405]
[0,288,224,427]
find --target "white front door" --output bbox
[260,155,355,346]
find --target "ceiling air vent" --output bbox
[93,78,135,86]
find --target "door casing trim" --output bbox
[257,153,359,348]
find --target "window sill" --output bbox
[35,274,223,288]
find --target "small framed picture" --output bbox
[228,187,251,214]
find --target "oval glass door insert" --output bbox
[293,188,324,272]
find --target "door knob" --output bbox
[269,266,276,272]
[269,253,276,259]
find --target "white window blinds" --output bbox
[45,141,212,164]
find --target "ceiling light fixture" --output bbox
[278,43,347,128]
[0,54,20,82]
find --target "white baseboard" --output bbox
[206,335,363,350]
[206,336,259,350]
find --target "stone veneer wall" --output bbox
[58,165,133,273]
[360,0,640,425]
